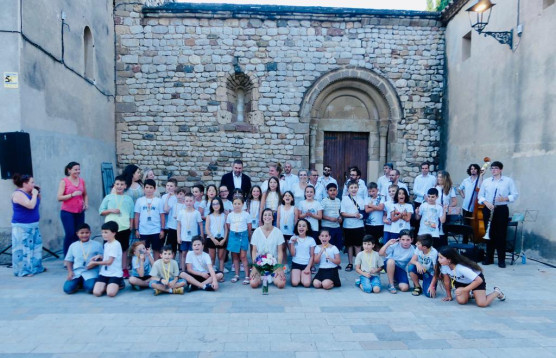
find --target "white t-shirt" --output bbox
[186,251,212,273]
[278,205,295,235]
[383,201,394,233]
[441,264,480,285]
[388,203,414,234]
[177,209,202,242]
[417,202,443,237]
[135,196,164,235]
[226,211,251,233]
[161,193,177,229]
[244,200,261,229]
[251,227,285,258]
[314,245,340,269]
[436,186,456,207]
[168,202,185,230]
[298,200,323,233]
[365,195,385,226]
[341,196,364,229]
[101,240,123,278]
[291,236,316,265]
[385,242,415,269]
[207,213,226,238]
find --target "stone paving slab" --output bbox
[1,254,555,357]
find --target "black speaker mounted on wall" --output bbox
[0,131,33,179]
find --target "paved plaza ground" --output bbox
[1,251,555,358]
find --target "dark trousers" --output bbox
[482,205,509,263]
[61,210,85,257]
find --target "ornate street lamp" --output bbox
[466,0,513,49]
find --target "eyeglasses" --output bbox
[311,174,318,177]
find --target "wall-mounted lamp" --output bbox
[466,0,513,49]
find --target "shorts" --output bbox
[291,262,308,271]
[359,275,381,293]
[184,270,222,283]
[227,230,249,253]
[408,265,435,297]
[383,262,409,285]
[164,228,178,253]
[96,275,124,286]
[343,227,365,247]
[383,231,400,243]
[205,236,225,250]
[313,267,341,287]
[323,226,344,251]
[453,273,487,291]
[132,275,152,281]
[142,233,163,251]
[116,229,131,253]
[365,225,384,242]
[180,241,192,252]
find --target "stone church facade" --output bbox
[115,1,444,188]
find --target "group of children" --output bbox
[62,175,505,307]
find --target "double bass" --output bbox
[467,157,490,242]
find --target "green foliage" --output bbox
[436,0,451,11]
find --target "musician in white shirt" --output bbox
[478,161,519,268]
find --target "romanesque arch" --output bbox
[299,67,403,181]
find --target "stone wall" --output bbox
[114,1,445,188]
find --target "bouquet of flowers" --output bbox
[253,254,283,295]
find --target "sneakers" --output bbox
[173,287,184,295]
[355,279,361,287]
[388,284,397,294]
[203,284,214,291]
[123,269,130,279]
[153,288,161,296]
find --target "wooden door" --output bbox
[323,131,368,193]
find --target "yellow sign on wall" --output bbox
[4,72,18,88]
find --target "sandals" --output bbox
[388,284,397,294]
[345,264,353,272]
[412,286,422,296]
[242,277,250,285]
[494,286,506,301]
[231,275,240,283]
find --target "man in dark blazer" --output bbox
[220,159,252,197]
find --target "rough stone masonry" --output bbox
[114,1,444,189]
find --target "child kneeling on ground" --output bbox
[90,221,125,297]
[313,229,342,290]
[437,247,505,307]
[149,245,186,295]
[180,236,223,291]
[355,235,383,293]
[408,234,438,297]
[378,229,415,294]
[63,223,103,294]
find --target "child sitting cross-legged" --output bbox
[408,234,438,297]
[149,245,186,295]
[180,236,223,291]
[128,241,154,290]
[354,235,384,294]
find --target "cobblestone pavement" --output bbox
[1,252,555,357]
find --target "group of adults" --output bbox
[9,157,517,277]
[218,159,518,268]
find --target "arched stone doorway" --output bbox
[300,67,403,186]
